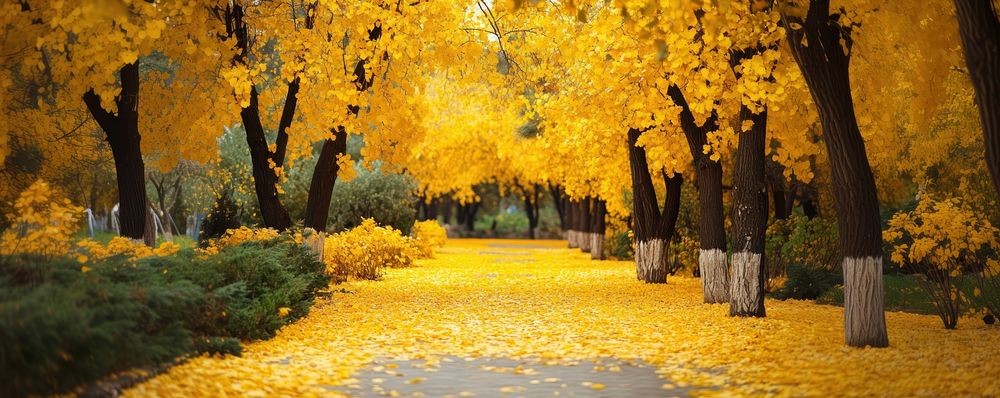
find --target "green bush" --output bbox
[0,255,201,397]
[0,237,329,397]
[199,190,243,245]
[328,162,417,233]
[770,263,842,300]
[765,215,839,292]
[607,230,634,260]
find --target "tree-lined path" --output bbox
[126,239,999,397]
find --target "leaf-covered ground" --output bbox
[127,239,1000,397]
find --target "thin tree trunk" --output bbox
[784,0,888,347]
[304,129,348,231]
[580,196,593,252]
[82,63,147,243]
[767,159,790,220]
[669,85,730,303]
[954,0,1000,198]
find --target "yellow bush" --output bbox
[196,226,281,257]
[411,220,447,258]
[323,218,418,280]
[0,180,82,256]
[76,237,180,262]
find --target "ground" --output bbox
[126,239,1000,397]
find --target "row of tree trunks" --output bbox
[953,0,1000,200]
[519,183,542,239]
[590,199,607,260]
[416,195,441,221]
[82,63,148,243]
[668,84,730,303]
[627,128,684,283]
[784,0,888,347]
[455,202,479,232]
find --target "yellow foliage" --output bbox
[884,195,999,270]
[323,218,419,280]
[127,239,1000,397]
[0,180,82,256]
[197,227,282,257]
[411,220,448,258]
[76,237,179,262]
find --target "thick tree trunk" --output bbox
[954,0,1000,198]
[304,129,348,231]
[580,197,593,252]
[729,105,769,317]
[785,0,888,347]
[82,63,147,242]
[549,183,568,236]
[669,85,729,303]
[590,199,607,260]
[628,128,683,283]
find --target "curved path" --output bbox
[127,239,1000,397]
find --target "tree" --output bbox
[782,0,888,347]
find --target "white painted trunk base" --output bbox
[590,233,605,260]
[729,251,763,316]
[568,230,579,248]
[580,231,592,252]
[699,249,729,303]
[635,239,667,283]
[843,257,888,347]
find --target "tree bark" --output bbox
[954,0,1000,199]
[224,4,292,230]
[580,196,593,252]
[303,129,348,231]
[784,0,888,347]
[82,63,147,243]
[567,199,580,248]
[628,128,683,283]
[767,159,790,220]
[729,104,769,317]
[590,199,607,260]
[668,85,730,303]
[548,183,568,235]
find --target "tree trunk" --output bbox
[549,183,568,236]
[242,88,293,230]
[767,159,790,220]
[522,184,539,239]
[463,202,478,232]
[567,200,579,248]
[580,196,593,252]
[304,129,348,231]
[590,199,607,260]
[729,104,769,317]
[82,63,147,243]
[954,0,1000,198]
[628,128,682,283]
[785,0,888,347]
[669,84,729,303]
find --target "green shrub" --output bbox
[770,264,842,300]
[0,236,329,396]
[765,215,839,292]
[199,190,242,245]
[0,255,201,397]
[328,162,417,233]
[607,230,634,260]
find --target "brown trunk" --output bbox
[549,183,568,232]
[729,104,769,317]
[784,0,888,347]
[628,128,683,283]
[303,129,348,231]
[668,84,729,303]
[580,196,593,252]
[224,4,293,230]
[82,63,147,242]
[767,159,789,220]
[567,199,579,248]
[591,199,607,260]
[954,0,1000,197]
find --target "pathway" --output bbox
[127,239,1000,397]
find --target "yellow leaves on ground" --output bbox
[128,239,1000,397]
